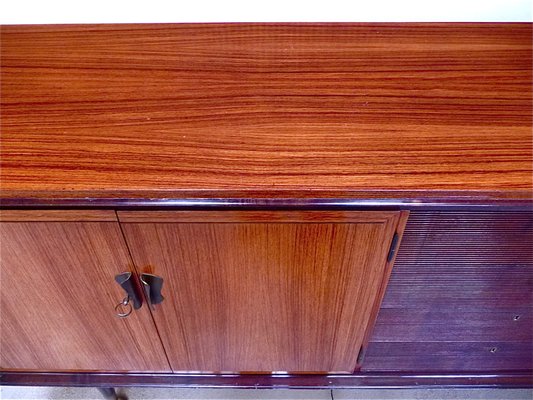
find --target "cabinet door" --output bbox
[0,211,170,372]
[119,211,405,373]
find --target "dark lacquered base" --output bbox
[1,371,532,389]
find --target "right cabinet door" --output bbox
[119,211,405,374]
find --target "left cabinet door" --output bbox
[0,211,171,372]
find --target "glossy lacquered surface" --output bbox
[120,211,403,373]
[0,209,117,222]
[0,215,170,372]
[1,24,531,205]
[1,370,532,389]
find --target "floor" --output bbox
[0,387,532,400]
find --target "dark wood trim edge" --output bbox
[1,189,532,210]
[1,197,532,211]
[1,371,532,389]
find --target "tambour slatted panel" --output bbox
[363,211,533,372]
[363,342,532,371]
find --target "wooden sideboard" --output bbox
[0,23,532,389]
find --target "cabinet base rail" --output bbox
[1,371,532,389]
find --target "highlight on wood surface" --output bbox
[1,24,531,203]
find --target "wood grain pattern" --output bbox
[0,210,117,222]
[363,211,533,372]
[1,24,531,202]
[0,220,171,372]
[117,210,395,223]
[120,211,400,373]
[371,310,533,342]
[362,342,533,372]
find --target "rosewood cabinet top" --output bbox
[1,24,531,206]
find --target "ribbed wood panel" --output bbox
[363,211,533,372]
[364,342,533,371]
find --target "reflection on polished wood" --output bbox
[1,24,531,203]
[121,211,402,373]
[0,219,171,371]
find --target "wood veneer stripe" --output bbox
[0,210,117,222]
[1,24,531,200]
[117,210,397,223]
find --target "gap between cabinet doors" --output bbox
[0,209,171,372]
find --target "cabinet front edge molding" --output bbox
[0,210,118,222]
